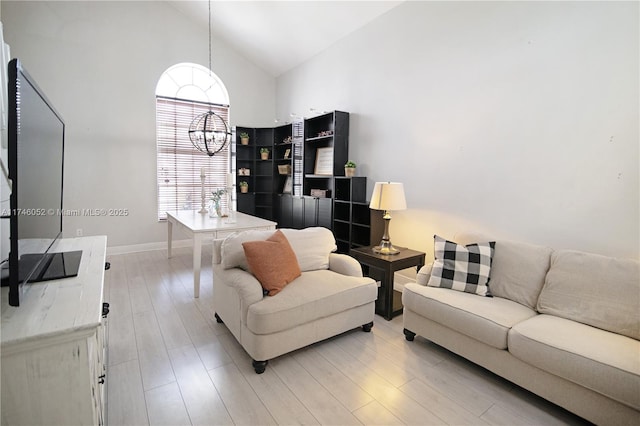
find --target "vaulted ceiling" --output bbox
[167,1,403,76]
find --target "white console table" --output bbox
[166,210,276,297]
[1,236,108,426]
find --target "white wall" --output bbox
[2,0,276,248]
[277,1,639,259]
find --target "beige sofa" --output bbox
[212,227,377,373]
[402,234,640,425]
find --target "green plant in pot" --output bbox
[344,160,356,177]
[240,132,250,145]
[260,147,270,160]
[239,181,249,193]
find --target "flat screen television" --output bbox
[1,58,81,306]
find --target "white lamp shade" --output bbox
[369,182,407,211]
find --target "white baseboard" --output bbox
[106,239,192,255]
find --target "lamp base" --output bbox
[372,240,401,255]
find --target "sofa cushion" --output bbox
[222,227,337,272]
[427,235,495,296]
[246,270,377,335]
[509,314,640,410]
[242,230,301,296]
[402,283,537,349]
[537,250,640,340]
[489,240,553,309]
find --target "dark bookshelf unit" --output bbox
[235,111,349,231]
[303,111,349,198]
[234,126,275,220]
[273,123,297,197]
[333,177,374,253]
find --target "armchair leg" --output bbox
[361,321,374,332]
[252,360,268,374]
[214,313,224,324]
[404,328,416,341]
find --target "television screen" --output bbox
[2,58,76,306]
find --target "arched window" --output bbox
[156,63,230,220]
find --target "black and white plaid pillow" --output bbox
[427,235,495,296]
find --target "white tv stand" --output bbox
[1,236,108,425]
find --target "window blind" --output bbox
[156,96,230,220]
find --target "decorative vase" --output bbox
[240,186,249,193]
[261,152,269,160]
[208,200,222,217]
[345,167,356,177]
[241,137,249,145]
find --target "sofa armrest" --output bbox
[329,253,364,277]
[416,263,433,286]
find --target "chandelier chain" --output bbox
[187,0,230,157]
[208,0,212,76]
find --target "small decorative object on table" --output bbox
[240,132,250,145]
[344,160,356,177]
[199,167,208,213]
[209,188,227,218]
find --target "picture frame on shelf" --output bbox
[314,147,333,175]
[283,176,293,194]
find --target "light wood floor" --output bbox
[105,246,589,426]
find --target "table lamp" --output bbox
[369,182,407,255]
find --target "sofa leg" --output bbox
[404,328,416,341]
[214,313,224,324]
[361,321,374,332]
[252,360,268,374]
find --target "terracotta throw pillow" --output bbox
[242,230,301,296]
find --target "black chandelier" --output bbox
[188,0,230,156]
[188,110,230,157]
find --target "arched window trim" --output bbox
[155,63,231,221]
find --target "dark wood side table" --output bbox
[350,246,426,320]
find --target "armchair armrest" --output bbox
[329,253,363,277]
[216,266,265,307]
[212,238,224,265]
[416,263,433,286]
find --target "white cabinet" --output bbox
[1,236,108,425]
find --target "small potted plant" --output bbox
[240,132,250,145]
[344,160,356,177]
[239,181,249,193]
[260,147,270,160]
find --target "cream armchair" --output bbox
[212,227,377,373]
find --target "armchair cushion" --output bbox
[246,269,377,335]
[243,230,301,296]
